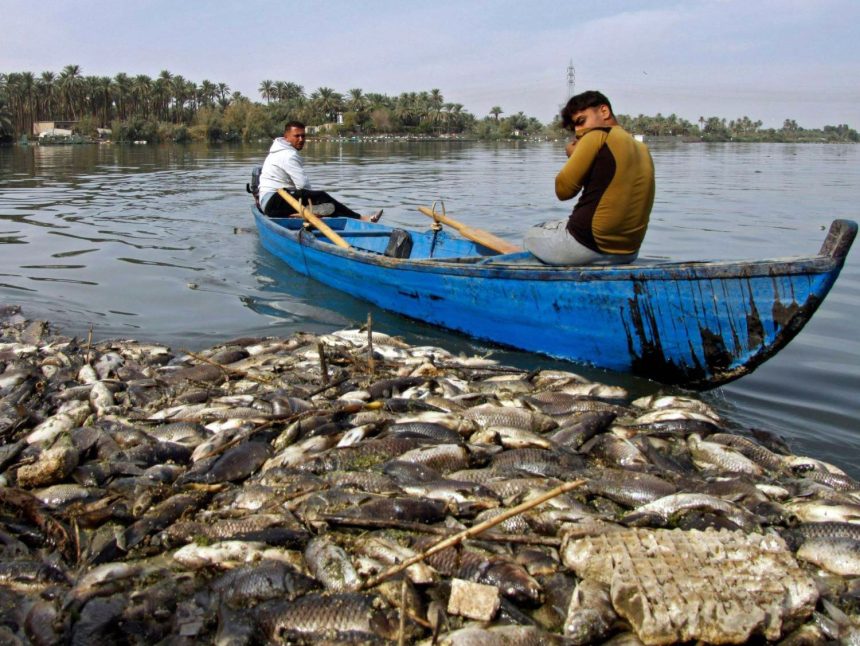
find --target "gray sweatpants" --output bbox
[524,219,638,266]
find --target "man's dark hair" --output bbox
[284,120,306,132]
[560,91,613,130]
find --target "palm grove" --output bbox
[1,65,857,144]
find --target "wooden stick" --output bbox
[366,313,375,378]
[398,577,407,646]
[417,206,521,255]
[277,188,350,249]
[317,342,329,385]
[359,478,584,589]
[321,514,561,546]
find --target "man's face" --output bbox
[568,104,612,136]
[284,126,307,150]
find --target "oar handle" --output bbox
[277,189,350,249]
[418,206,521,255]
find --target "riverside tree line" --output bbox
[1,65,857,144]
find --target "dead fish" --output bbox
[396,444,471,474]
[0,559,69,592]
[337,496,450,524]
[16,440,80,488]
[470,426,556,450]
[813,598,860,645]
[420,543,543,605]
[398,479,500,514]
[687,434,764,476]
[384,422,464,444]
[91,490,211,564]
[796,536,860,576]
[353,534,436,585]
[32,483,97,508]
[492,448,585,479]
[708,433,786,472]
[784,500,860,524]
[523,391,627,417]
[565,578,619,644]
[585,468,677,508]
[464,403,557,433]
[195,441,272,484]
[254,592,401,643]
[304,535,361,592]
[296,436,428,473]
[173,540,272,569]
[583,434,650,469]
[211,559,320,606]
[547,411,616,450]
[622,493,763,531]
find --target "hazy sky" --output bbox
[3,0,858,129]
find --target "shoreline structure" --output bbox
[1,303,858,643]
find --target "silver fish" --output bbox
[796,536,860,576]
[304,535,361,592]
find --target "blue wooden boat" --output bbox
[253,206,856,389]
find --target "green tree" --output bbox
[259,79,274,104]
[489,106,503,122]
[59,64,83,119]
[310,86,342,123]
[113,73,131,120]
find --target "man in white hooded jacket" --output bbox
[258,121,382,221]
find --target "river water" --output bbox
[1,140,858,475]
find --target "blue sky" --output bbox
[3,0,858,128]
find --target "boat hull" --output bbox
[253,209,856,388]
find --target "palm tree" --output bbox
[96,76,112,127]
[112,73,131,120]
[198,80,216,107]
[489,106,503,122]
[217,82,230,107]
[259,80,274,104]
[280,82,305,103]
[18,72,36,135]
[132,74,153,118]
[37,71,56,120]
[0,96,14,137]
[347,88,367,113]
[59,64,83,119]
[171,74,187,122]
[311,86,342,123]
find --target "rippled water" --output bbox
[1,140,858,474]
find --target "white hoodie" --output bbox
[258,137,311,205]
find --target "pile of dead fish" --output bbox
[1,303,859,645]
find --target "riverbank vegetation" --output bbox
[1,66,857,144]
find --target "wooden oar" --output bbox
[276,188,350,249]
[417,206,521,255]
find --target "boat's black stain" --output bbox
[699,327,731,371]
[772,299,800,328]
[622,281,703,385]
[622,275,827,389]
[746,292,764,349]
[428,294,443,301]
[397,290,420,299]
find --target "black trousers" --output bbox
[262,189,361,219]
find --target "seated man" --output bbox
[524,91,654,265]
[258,120,382,221]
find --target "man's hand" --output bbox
[565,137,578,158]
